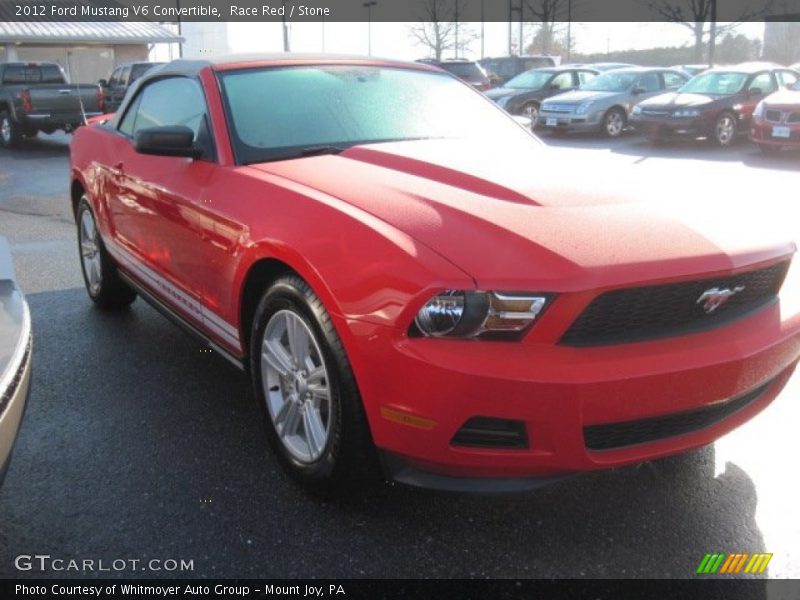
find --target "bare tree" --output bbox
[409,0,478,60]
[645,0,775,63]
[524,0,570,55]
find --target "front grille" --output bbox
[542,104,574,114]
[788,112,800,124]
[584,379,773,451]
[560,261,790,347]
[451,417,528,449]
[765,109,783,123]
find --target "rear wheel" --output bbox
[77,196,137,309]
[250,275,377,495]
[603,108,626,137]
[0,111,22,148]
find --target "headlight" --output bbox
[673,108,700,118]
[632,105,643,115]
[576,102,595,115]
[413,290,550,340]
[753,100,765,119]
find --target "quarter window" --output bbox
[663,71,685,89]
[578,71,596,85]
[551,72,573,90]
[749,72,776,94]
[777,70,798,87]
[637,73,661,92]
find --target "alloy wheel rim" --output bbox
[0,117,10,144]
[261,310,332,464]
[717,116,734,145]
[524,104,539,128]
[79,207,102,295]
[607,112,623,136]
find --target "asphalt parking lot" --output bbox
[0,130,798,579]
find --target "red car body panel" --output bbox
[751,88,800,149]
[69,56,800,486]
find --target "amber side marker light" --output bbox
[380,407,437,430]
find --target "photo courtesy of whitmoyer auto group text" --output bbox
[1,0,799,597]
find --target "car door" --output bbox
[107,76,219,333]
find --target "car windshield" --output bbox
[580,71,637,92]
[680,72,747,95]
[219,65,537,164]
[505,70,554,90]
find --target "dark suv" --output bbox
[479,55,558,85]
[100,62,164,113]
[486,66,599,128]
[418,59,492,91]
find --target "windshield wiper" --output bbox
[298,145,348,157]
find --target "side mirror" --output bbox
[134,126,203,159]
[98,79,108,87]
[748,87,763,96]
[632,86,646,95]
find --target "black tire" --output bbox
[76,196,137,309]
[520,101,540,129]
[712,111,737,147]
[603,107,626,138]
[249,275,377,496]
[0,110,22,148]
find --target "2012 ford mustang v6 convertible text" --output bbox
[69,54,800,494]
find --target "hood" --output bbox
[485,87,519,100]
[545,90,616,105]
[763,88,800,107]
[247,139,794,290]
[641,91,723,108]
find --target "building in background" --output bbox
[179,23,230,58]
[763,18,800,65]
[0,21,181,83]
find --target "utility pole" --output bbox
[455,0,460,59]
[518,2,523,56]
[567,0,572,61]
[363,1,377,56]
[176,0,183,57]
[282,0,290,51]
[481,0,485,58]
[508,0,513,55]
[708,0,718,66]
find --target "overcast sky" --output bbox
[225,21,766,59]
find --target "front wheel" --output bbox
[76,196,137,309]
[712,112,737,147]
[603,108,626,137]
[521,102,540,129]
[250,275,377,495]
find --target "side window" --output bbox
[777,70,799,88]
[119,66,131,87]
[749,72,776,94]
[551,72,573,90]
[108,68,121,87]
[578,71,596,85]
[118,77,214,159]
[637,73,661,92]
[663,71,685,90]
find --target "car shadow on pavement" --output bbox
[0,288,771,583]
[0,134,71,161]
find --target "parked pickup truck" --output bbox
[0,62,104,148]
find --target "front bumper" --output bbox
[538,110,601,132]
[345,287,800,489]
[0,331,32,488]
[630,114,710,138]
[751,121,800,148]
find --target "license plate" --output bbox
[772,126,790,138]
[546,118,558,126]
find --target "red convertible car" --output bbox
[70,55,800,494]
